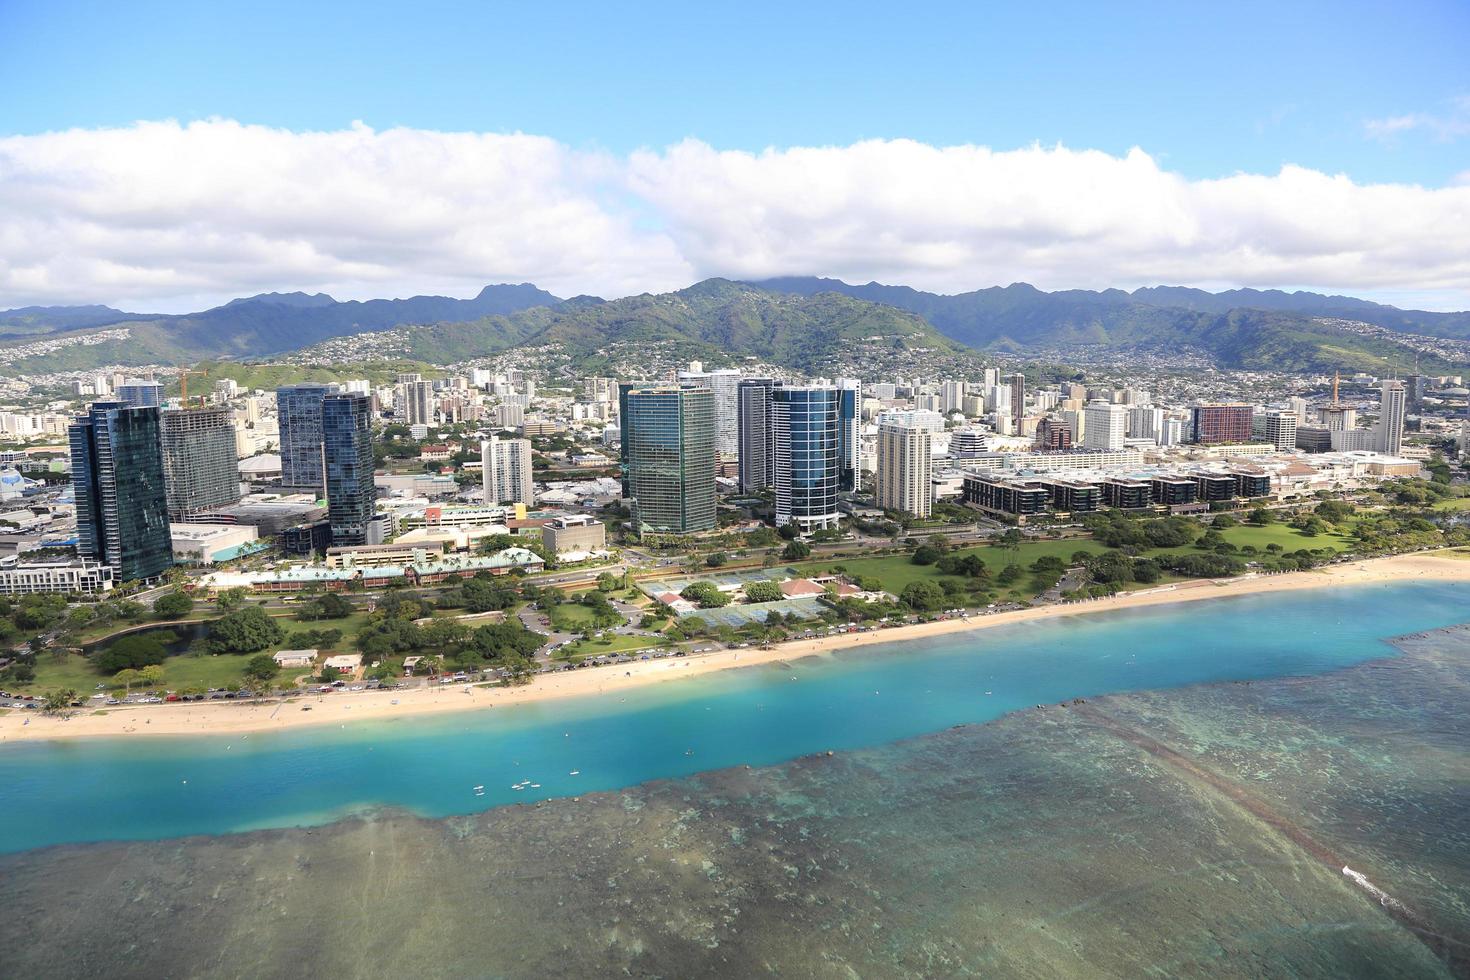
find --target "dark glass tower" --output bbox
[69,402,173,581]
[619,385,716,533]
[277,383,335,493]
[322,393,376,546]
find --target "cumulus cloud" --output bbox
[1,119,1469,312]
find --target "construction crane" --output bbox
[178,367,208,407]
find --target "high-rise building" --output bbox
[1319,405,1356,431]
[939,380,966,414]
[949,427,989,458]
[619,385,717,533]
[1377,380,1406,456]
[1034,417,1073,450]
[583,377,616,403]
[1005,373,1026,417]
[836,378,862,493]
[677,367,744,459]
[160,406,241,520]
[736,378,779,492]
[116,378,163,408]
[772,386,842,532]
[276,383,336,493]
[322,393,376,546]
[1082,401,1127,451]
[1190,404,1254,444]
[1405,375,1427,412]
[69,402,172,581]
[1264,411,1298,453]
[875,420,932,519]
[481,434,535,505]
[401,379,437,427]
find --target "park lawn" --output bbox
[12,652,108,692]
[1151,522,1357,558]
[806,523,1358,605]
[14,650,314,693]
[549,602,609,631]
[558,633,659,661]
[811,538,1113,597]
[1432,495,1470,512]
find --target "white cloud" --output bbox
[1,120,1469,313]
[1364,94,1470,143]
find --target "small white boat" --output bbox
[569,770,580,776]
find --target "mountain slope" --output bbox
[363,279,964,372]
[750,277,1468,371]
[2,284,563,371]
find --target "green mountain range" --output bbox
[356,279,962,372]
[4,277,1466,375]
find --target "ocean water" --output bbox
[1,580,1465,855]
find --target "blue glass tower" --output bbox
[69,402,173,581]
[277,383,336,494]
[771,386,841,532]
[322,392,376,545]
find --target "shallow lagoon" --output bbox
[0,580,1465,853]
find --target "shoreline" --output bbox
[3,552,1467,744]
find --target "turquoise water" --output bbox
[1,581,1465,854]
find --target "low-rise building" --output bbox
[0,557,115,595]
[541,515,607,556]
[273,649,317,668]
[170,523,261,564]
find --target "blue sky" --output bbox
[1,0,1468,310]
[4,0,1466,183]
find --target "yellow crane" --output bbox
[178,367,208,407]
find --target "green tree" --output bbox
[215,587,250,614]
[243,654,281,683]
[781,540,811,561]
[96,634,169,673]
[743,580,785,604]
[900,580,946,611]
[153,590,195,620]
[680,582,731,608]
[208,606,285,654]
[296,592,354,620]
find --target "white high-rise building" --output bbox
[678,367,743,459]
[1082,401,1127,451]
[940,380,966,413]
[1265,411,1298,452]
[481,435,535,506]
[1287,396,1309,423]
[401,379,436,426]
[1376,380,1406,455]
[875,421,932,519]
[1127,406,1163,442]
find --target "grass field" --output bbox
[549,602,621,631]
[799,523,1355,602]
[556,633,660,662]
[13,651,315,693]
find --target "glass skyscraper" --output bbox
[277,383,336,493]
[160,406,241,520]
[619,385,716,533]
[69,402,173,581]
[772,386,842,532]
[322,392,376,545]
